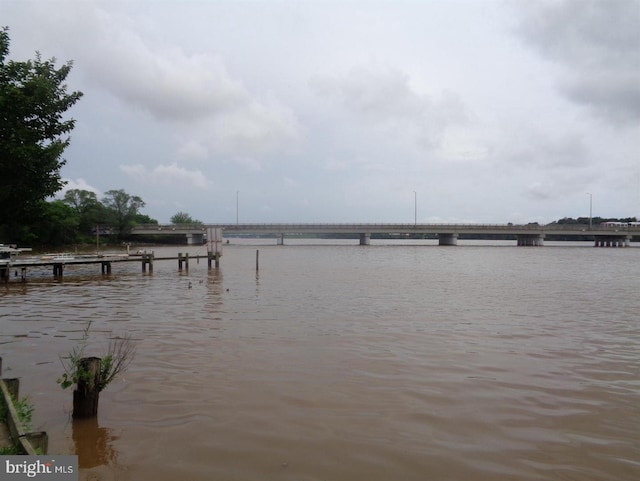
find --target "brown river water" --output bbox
[1,240,639,481]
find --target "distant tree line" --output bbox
[549,216,638,225]
[2,185,211,247]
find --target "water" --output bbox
[1,240,639,481]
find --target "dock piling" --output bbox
[72,357,102,418]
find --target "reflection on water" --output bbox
[72,417,119,469]
[1,241,639,481]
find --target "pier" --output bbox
[0,252,222,282]
[0,227,224,282]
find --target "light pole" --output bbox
[236,191,239,225]
[413,191,417,226]
[587,192,592,229]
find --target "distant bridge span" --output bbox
[130,223,640,247]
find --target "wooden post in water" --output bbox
[256,249,259,271]
[178,253,189,271]
[206,227,223,269]
[73,357,102,418]
[53,263,64,278]
[142,253,154,273]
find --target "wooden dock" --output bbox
[0,251,221,282]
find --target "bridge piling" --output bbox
[516,234,544,246]
[438,233,458,246]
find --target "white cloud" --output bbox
[55,178,102,199]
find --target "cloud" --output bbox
[501,131,589,170]
[203,92,303,157]
[311,66,467,148]
[55,178,102,199]
[30,2,304,161]
[515,0,640,125]
[120,163,211,189]
[63,6,245,122]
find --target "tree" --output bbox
[0,27,83,241]
[133,213,158,225]
[170,211,202,225]
[102,189,145,240]
[32,200,79,246]
[63,189,108,236]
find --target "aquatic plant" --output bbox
[57,321,136,393]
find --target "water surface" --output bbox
[1,240,638,480]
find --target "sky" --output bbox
[3,0,639,224]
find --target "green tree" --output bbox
[63,189,108,236]
[32,200,79,246]
[170,211,202,225]
[0,27,83,241]
[102,189,145,240]
[133,213,158,225]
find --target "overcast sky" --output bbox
[4,0,639,224]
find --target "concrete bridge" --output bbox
[130,223,640,247]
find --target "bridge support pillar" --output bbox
[595,236,629,247]
[359,233,371,246]
[186,233,204,245]
[277,234,285,246]
[517,234,544,246]
[438,233,457,246]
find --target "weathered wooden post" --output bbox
[206,227,223,269]
[256,249,259,271]
[177,252,189,271]
[73,357,102,418]
[142,253,154,273]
